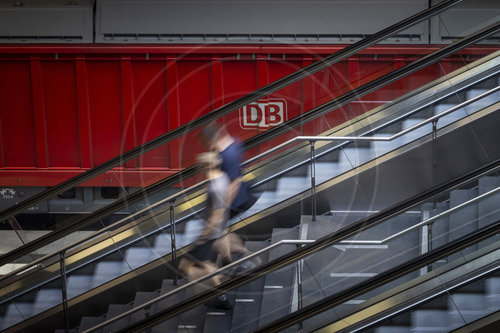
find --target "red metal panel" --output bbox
[132,60,169,168]
[211,55,225,109]
[261,59,304,151]
[120,58,137,169]
[30,57,49,168]
[42,61,81,168]
[87,61,124,167]
[220,59,257,138]
[177,60,213,166]
[76,59,93,168]
[166,57,181,169]
[0,60,36,169]
[0,45,495,187]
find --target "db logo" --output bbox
[239,99,287,130]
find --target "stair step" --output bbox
[153,232,173,252]
[337,147,374,169]
[151,279,186,333]
[449,188,478,241]
[79,316,105,332]
[1,302,33,331]
[202,309,232,333]
[478,176,500,229]
[486,277,500,312]
[465,88,500,114]
[276,176,308,197]
[412,309,448,332]
[32,288,61,315]
[180,219,204,246]
[433,103,467,129]
[66,274,93,299]
[101,304,133,332]
[230,241,269,332]
[90,261,124,288]
[394,118,431,146]
[258,228,299,327]
[308,162,341,184]
[374,326,411,333]
[370,133,400,157]
[129,291,160,324]
[124,247,161,270]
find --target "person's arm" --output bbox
[227,177,241,204]
[219,143,243,206]
[200,207,225,240]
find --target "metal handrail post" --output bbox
[310,140,317,221]
[295,244,304,330]
[59,251,69,333]
[169,201,178,285]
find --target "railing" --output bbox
[1,18,498,271]
[247,86,500,220]
[3,82,497,285]
[83,182,500,332]
[1,11,498,333]
[105,160,500,333]
[0,75,498,333]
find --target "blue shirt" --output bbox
[219,141,248,208]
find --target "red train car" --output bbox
[0,44,495,188]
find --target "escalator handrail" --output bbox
[254,222,500,333]
[1,13,496,269]
[83,184,500,333]
[3,82,497,286]
[244,86,500,165]
[0,0,463,223]
[110,159,500,333]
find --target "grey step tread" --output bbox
[66,274,93,299]
[151,279,186,333]
[449,188,478,242]
[79,316,105,332]
[130,291,160,324]
[337,147,374,168]
[229,241,269,332]
[31,288,61,315]
[203,309,232,333]
[102,304,133,332]
[1,302,33,331]
[258,228,299,327]
[478,176,500,228]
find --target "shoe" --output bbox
[233,256,262,276]
[204,294,232,309]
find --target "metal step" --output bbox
[102,303,133,332]
[228,241,269,333]
[258,228,299,327]
[78,316,105,333]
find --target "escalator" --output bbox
[75,159,500,333]
[0,1,498,332]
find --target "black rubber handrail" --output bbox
[0,0,462,223]
[112,158,500,333]
[1,16,497,269]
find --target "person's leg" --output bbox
[213,235,233,266]
[226,233,249,255]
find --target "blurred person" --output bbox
[178,152,231,309]
[200,121,257,218]
[200,122,261,272]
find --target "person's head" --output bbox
[200,121,228,149]
[197,152,222,172]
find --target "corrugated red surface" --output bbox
[0,44,496,187]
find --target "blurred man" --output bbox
[178,152,231,309]
[200,122,261,272]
